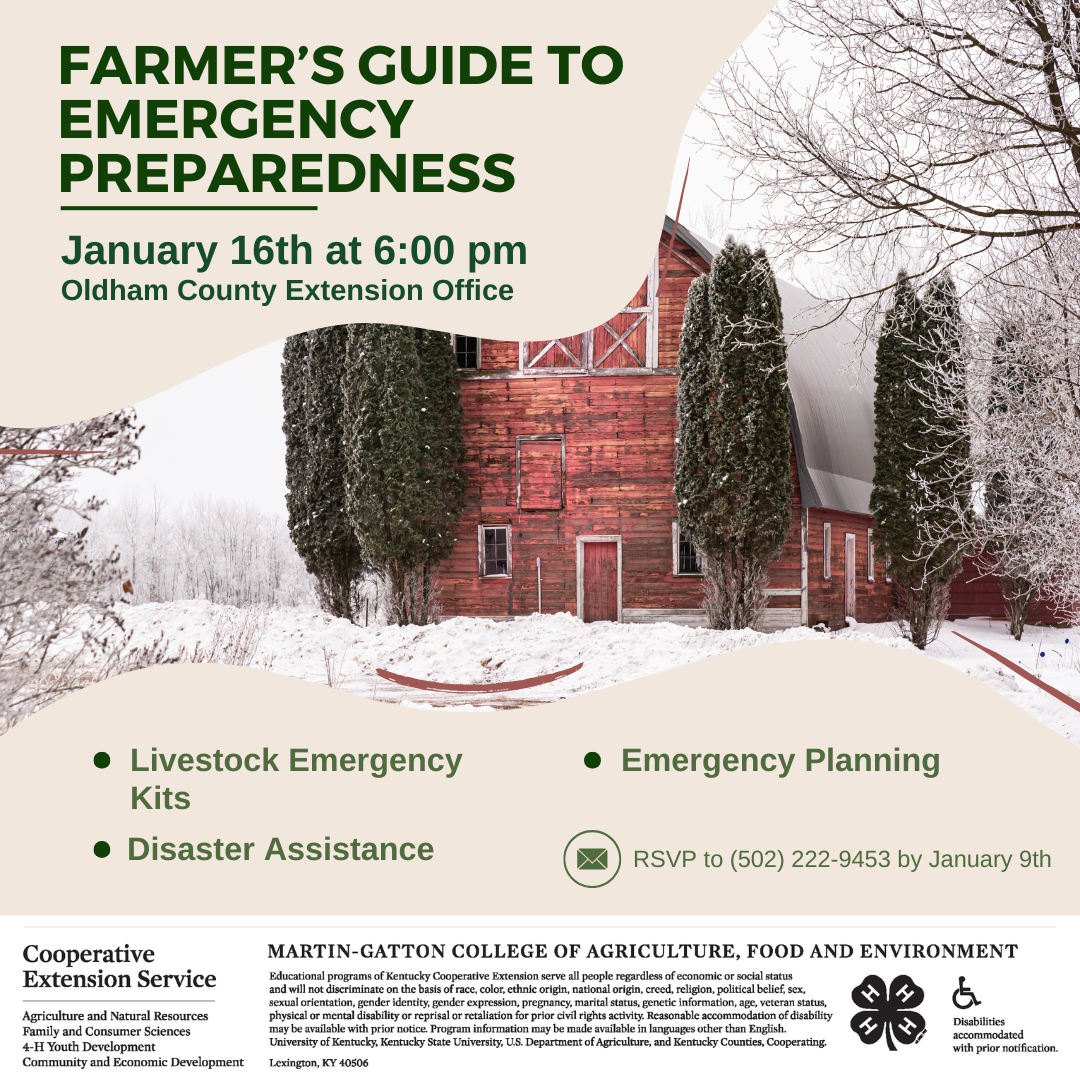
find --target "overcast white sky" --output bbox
[81,340,289,516]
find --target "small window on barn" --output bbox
[453,334,480,369]
[479,524,511,577]
[867,528,875,581]
[517,436,564,511]
[672,522,701,575]
[823,522,832,579]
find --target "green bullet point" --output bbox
[93,841,111,859]
[93,752,111,769]
[584,752,601,769]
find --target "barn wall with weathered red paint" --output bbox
[441,372,702,617]
[805,507,892,627]
[439,226,898,626]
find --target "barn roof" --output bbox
[665,217,877,515]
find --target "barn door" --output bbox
[844,533,856,618]
[583,542,618,622]
[591,273,654,369]
[520,333,588,369]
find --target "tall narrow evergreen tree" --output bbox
[674,275,716,553]
[871,274,923,604]
[870,272,969,648]
[342,325,465,624]
[675,238,793,629]
[407,328,467,620]
[281,325,368,620]
[281,331,311,556]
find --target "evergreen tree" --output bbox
[871,273,923,604]
[674,274,716,554]
[675,238,793,629]
[281,331,311,557]
[870,272,970,648]
[281,326,368,620]
[342,325,465,624]
[407,328,467,620]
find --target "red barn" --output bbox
[436,216,893,629]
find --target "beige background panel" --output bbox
[1,640,1075,915]
[2,1,776,424]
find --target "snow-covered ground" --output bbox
[115,601,1080,744]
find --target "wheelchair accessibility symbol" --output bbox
[952,977,982,1009]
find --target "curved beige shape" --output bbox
[2,1,776,424]
[1,640,1076,915]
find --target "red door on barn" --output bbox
[582,542,619,622]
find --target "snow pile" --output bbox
[123,602,899,692]
[114,602,1080,743]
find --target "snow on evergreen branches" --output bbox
[675,239,793,629]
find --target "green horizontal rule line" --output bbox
[59,205,319,211]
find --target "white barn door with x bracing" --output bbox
[519,260,657,372]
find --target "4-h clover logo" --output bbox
[850,975,927,1051]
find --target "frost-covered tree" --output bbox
[978,326,1047,638]
[961,236,1080,626]
[702,0,1080,320]
[342,325,465,625]
[920,272,973,572]
[703,0,1080,629]
[88,490,314,610]
[0,411,148,730]
[675,238,793,629]
[870,273,970,648]
[281,326,368,620]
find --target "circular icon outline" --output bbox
[563,829,621,888]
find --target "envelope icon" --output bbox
[577,848,608,870]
